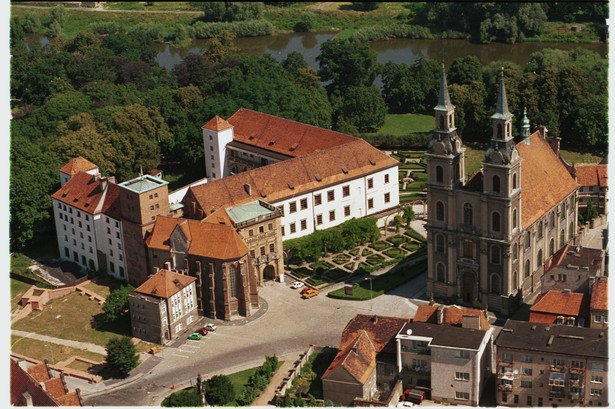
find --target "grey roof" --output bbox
[495,320,608,359]
[434,66,454,112]
[491,70,513,120]
[226,200,276,224]
[398,321,487,350]
[119,175,168,194]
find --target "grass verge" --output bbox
[10,335,105,366]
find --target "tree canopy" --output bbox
[105,336,139,376]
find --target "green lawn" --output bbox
[463,144,487,175]
[10,335,105,366]
[226,366,260,406]
[11,278,32,313]
[560,149,604,165]
[378,114,435,136]
[10,254,55,289]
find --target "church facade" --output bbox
[425,69,579,315]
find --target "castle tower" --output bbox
[202,116,234,180]
[521,107,530,144]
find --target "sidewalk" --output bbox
[252,351,303,406]
[11,329,107,355]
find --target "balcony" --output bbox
[569,366,585,375]
[457,257,479,268]
[569,378,583,387]
[498,372,515,381]
[405,365,430,375]
[549,389,565,398]
[550,364,566,372]
[400,345,431,355]
[498,384,512,393]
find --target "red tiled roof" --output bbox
[56,391,81,406]
[530,290,589,317]
[517,132,578,229]
[413,305,490,330]
[203,207,234,226]
[465,169,484,191]
[339,315,410,355]
[576,164,608,187]
[59,156,98,175]
[27,362,50,382]
[186,139,398,216]
[44,377,66,399]
[10,360,58,406]
[146,216,249,260]
[413,305,438,323]
[203,115,233,131]
[134,269,196,299]
[322,331,377,384]
[51,172,120,216]
[227,108,357,158]
[590,279,608,311]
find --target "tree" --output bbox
[197,2,263,22]
[22,10,41,33]
[392,215,403,233]
[204,30,238,63]
[571,95,608,151]
[334,85,386,133]
[161,389,203,407]
[448,56,482,85]
[205,374,235,405]
[294,11,316,32]
[585,199,598,221]
[294,395,304,407]
[381,58,440,114]
[102,284,135,323]
[106,337,139,376]
[351,2,379,11]
[49,5,68,28]
[402,206,415,227]
[172,52,214,88]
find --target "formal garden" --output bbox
[393,150,428,203]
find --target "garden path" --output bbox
[11,329,107,355]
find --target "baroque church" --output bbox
[426,68,579,315]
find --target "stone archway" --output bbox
[263,265,276,280]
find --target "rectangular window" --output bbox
[538,398,543,407]
[384,192,390,203]
[65,248,69,257]
[514,395,519,405]
[343,185,350,197]
[521,355,533,363]
[594,314,602,323]
[455,372,470,381]
[591,376,603,383]
[281,226,285,236]
[571,360,584,369]
[269,243,274,253]
[384,174,390,183]
[316,214,323,225]
[300,198,308,210]
[314,194,322,206]
[527,396,532,406]
[522,367,533,375]
[150,205,154,211]
[149,195,153,200]
[250,250,255,258]
[591,389,602,396]
[249,229,254,237]
[344,206,350,217]
[289,201,297,213]
[368,178,373,189]
[290,223,296,234]
[502,353,513,361]
[110,262,115,273]
[87,225,90,232]
[301,219,307,230]
[329,210,335,222]
[327,190,335,202]
[268,223,273,231]
[456,350,470,359]
[521,381,533,388]
[260,246,265,256]
[455,392,469,400]
[259,226,264,233]
[368,198,374,209]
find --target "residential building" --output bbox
[51,171,126,279]
[396,305,493,406]
[589,277,608,329]
[145,216,258,320]
[495,319,608,407]
[322,315,410,406]
[10,359,83,406]
[426,68,579,315]
[542,245,606,294]
[129,269,198,344]
[575,163,608,215]
[529,290,590,327]
[190,109,400,240]
[58,156,99,187]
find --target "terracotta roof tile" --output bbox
[516,132,578,229]
[59,156,98,175]
[576,164,608,187]
[590,279,608,311]
[52,173,119,216]
[10,360,58,406]
[227,108,357,158]
[56,391,81,406]
[530,290,589,317]
[44,377,66,399]
[27,362,51,383]
[339,314,410,355]
[413,305,438,323]
[146,217,249,260]
[322,331,377,384]
[203,115,233,131]
[464,169,484,191]
[187,139,397,215]
[413,305,490,330]
[134,269,196,299]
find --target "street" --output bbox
[78,271,429,406]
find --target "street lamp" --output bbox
[365,277,373,311]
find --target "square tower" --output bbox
[202,116,234,180]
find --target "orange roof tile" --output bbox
[56,391,82,406]
[576,164,608,187]
[227,108,357,158]
[186,139,398,216]
[530,290,589,317]
[590,279,608,311]
[146,216,249,260]
[203,207,234,226]
[203,115,233,131]
[516,132,579,229]
[44,377,66,399]
[413,305,438,323]
[134,269,196,299]
[51,172,120,216]
[339,315,410,355]
[322,331,377,384]
[59,156,98,175]
[10,360,58,406]
[443,307,490,330]
[27,362,50,383]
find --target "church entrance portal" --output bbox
[263,265,276,280]
[463,272,475,302]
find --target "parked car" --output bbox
[204,323,217,331]
[291,281,304,289]
[188,332,202,340]
[196,328,208,336]
[302,288,319,299]
[402,389,425,404]
[300,286,313,295]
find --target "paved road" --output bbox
[77,272,429,406]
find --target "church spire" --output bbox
[491,68,512,121]
[435,64,453,111]
[521,107,530,144]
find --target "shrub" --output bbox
[294,11,315,32]
[405,228,426,243]
[205,374,235,405]
[105,336,139,376]
[350,24,432,42]
[192,20,274,39]
[22,10,41,33]
[161,389,203,407]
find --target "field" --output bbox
[378,114,434,136]
[559,149,604,165]
[10,335,105,366]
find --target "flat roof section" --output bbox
[226,200,275,224]
[119,175,168,194]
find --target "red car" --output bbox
[196,328,208,336]
[300,286,314,295]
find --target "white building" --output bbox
[51,163,127,280]
[187,109,400,239]
[58,156,99,187]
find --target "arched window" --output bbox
[448,114,453,127]
[436,263,446,282]
[492,212,501,232]
[490,274,501,295]
[436,166,443,183]
[537,249,543,267]
[513,271,518,290]
[513,209,517,229]
[497,123,503,138]
[569,222,574,240]
[491,246,501,264]
[439,115,444,129]
[561,203,566,220]
[560,229,565,247]
[538,221,543,239]
[513,173,517,189]
[513,243,518,260]
[436,202,445,221]
[436,235,445,253]
[525,259,530,278]
[549,239,555,257]
[493,175,500,193]
[556,316,564,325]
[464,203,473,226]
[229,264,237,298]
[525,232,531,248]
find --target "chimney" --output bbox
[537,125,548,140]
[164,261,171,270]
[563,289,571,295]
[76,389,84,406]
[437,305,444,324]
[462,314,481,330]
[100,177,108,192]
[108,176,116,184]
[21,392,33,406]
[371,315,378,323]
[244,183,252,196]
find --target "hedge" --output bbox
[350,23,432,42]
[192,19,274,39]
[405,228,427,243]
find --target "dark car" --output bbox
[196,328,208,336]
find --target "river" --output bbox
[25,31,607,71]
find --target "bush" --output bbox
[22,10,41,33]
[405,228,426,243]
[205,374,235,405]
[105,336,139,376]
[192,20,274,39]
[294,11,315,32]
[88,21,121,34]
[350,24,432,42]
[161,389,203,407]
